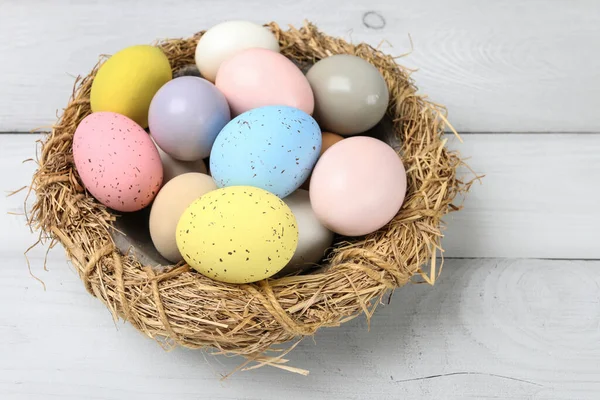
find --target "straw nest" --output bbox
[27,22,471,373]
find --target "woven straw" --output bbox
[27,21,471,373]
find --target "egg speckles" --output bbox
[72,111,163,212]
[176,186,298,283]
[210,105,322,198]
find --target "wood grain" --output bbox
[2,0,599,133]
[3,133,599,259]
[3,2,598,397]
[442,132,600,259]
[2,247,599,399]
[3,135,599,397]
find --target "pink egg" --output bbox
[215,48,314,116]
[309,136,407,236]
[73,112,163,212]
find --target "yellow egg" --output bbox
[176,186,298,283]
[91,45,172,128]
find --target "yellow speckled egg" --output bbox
[176,186,298,283]
[91,45,172,128]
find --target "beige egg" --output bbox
[153,138,208,185]
[276,189,334,277]
[149,173,216,263]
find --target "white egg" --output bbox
[152,137,208,185]
[277,189,334,277]
[195,20,280,82]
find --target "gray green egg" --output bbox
[306,54,389,136]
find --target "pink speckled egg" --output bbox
[309,136,407,236]
[73,112,163,212]
[215,48,314,116]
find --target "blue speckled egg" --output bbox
[210,105,322,198]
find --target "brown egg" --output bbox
[301,132,344,190]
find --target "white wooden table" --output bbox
[2,1,599,399]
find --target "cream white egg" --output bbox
[195,20,280,82]
[277,189,334,276]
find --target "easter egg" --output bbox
[90,45,172,128]
[195,20,280,83]
[276,189,334,277]
[210,105,321,198]
[300,131,344,189]
[149,173,216,263]
[152,138,208,185]
[176,186,298,283]
[148,76,230,161]
[306,54,389,135]
[72,112,163,212]
[320,132,345,153]
[309,136,406,236]
[215,48,314,116]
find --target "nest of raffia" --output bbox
[27,21,471,374]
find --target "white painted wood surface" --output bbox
[3,247,600,399]
[443,133,600,259]
[2,133,600,397]
[1,0,600,133]
[3,1,600,398]
[3,134,599,259]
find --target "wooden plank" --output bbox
[1,247,599,398]
[3,133,599,259]
[1,0,600,133]
[442,132,600,258]
[2,134,599,398]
